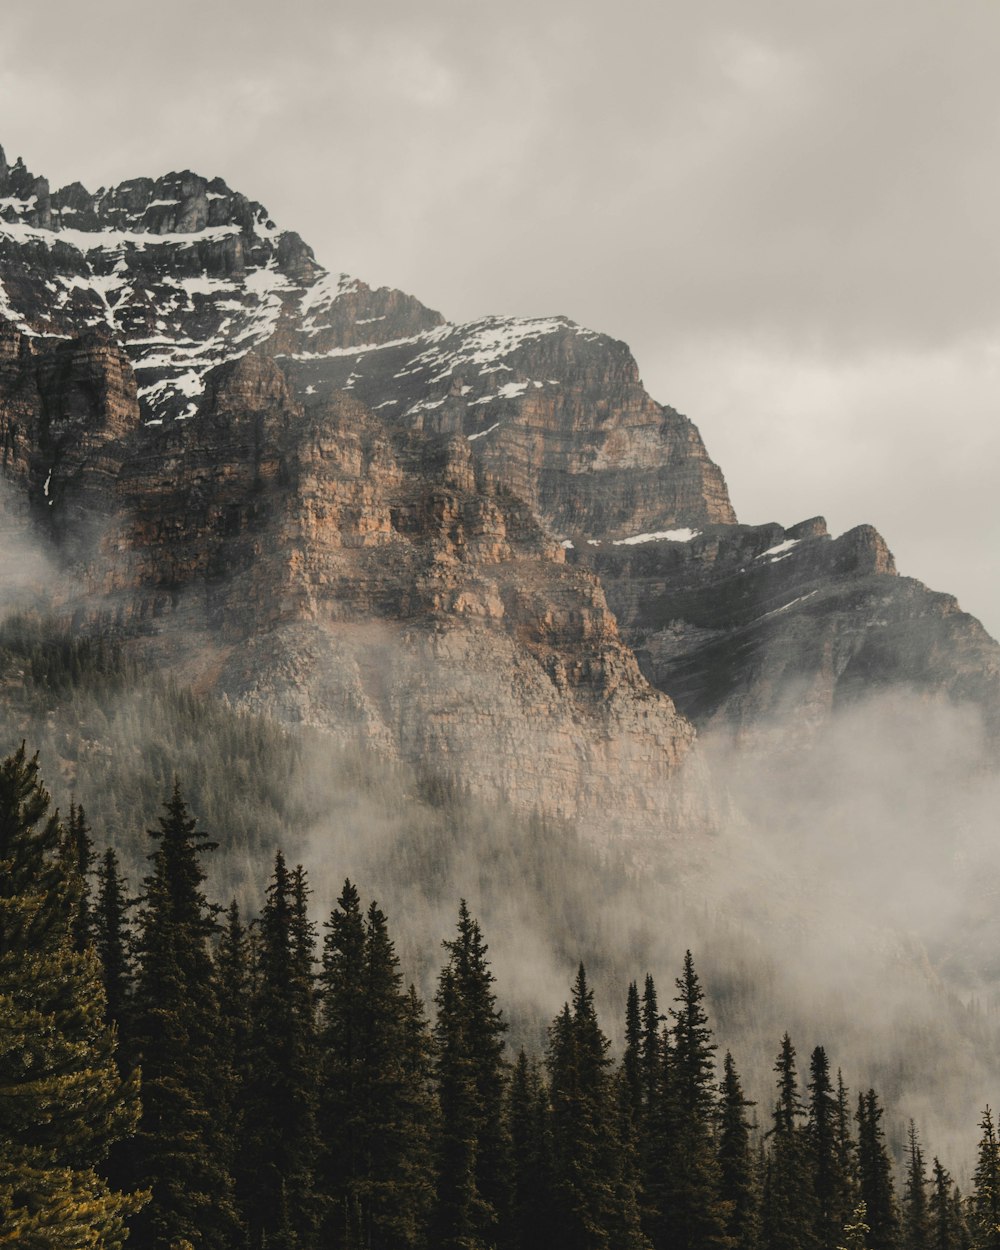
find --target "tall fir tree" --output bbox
[623,980,643,1123]
[59,799,94,952]
[0,744,145,1246]
[243,850,321,1250]
[93,847,133,1037]
[761,1034,818,1250]
[432,901,509,1250]
[855,1090,900,1250]
[970,1108,1000,1250]
[320,883,435,1249]
[902,1121,930,1250]
[216,900,253,1226]
[129,779,242,1250]
[650,951,733,1250]
[506,1048,554,1250]
[808,1046,854,1250]
[928,1159,961,1250]
[545,964,649,1250]
[718,1050,760,1250]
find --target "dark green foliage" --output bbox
[129,781,242,1250]
[546,965,649,1250]
[719,1050,760,1250]
[432,901,509,1250]
[856,1089,901,1250]
[624,980,643,1122]
[59,799,94,951]
[902,1121,930,1250]
[649,951,732,1250]
[970,1108,1000,1250]
[929,1159,962,1250]
[0,744,144,1246]
[762,1034,818,1250]
[243,851,321,1249]
[808,1046,855,1250]
[319,882,436,1249]
[93,846,133,1034]
[506,1048,554,1250]
[216,900,253,1221]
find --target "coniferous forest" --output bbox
[4,740,1000,1250]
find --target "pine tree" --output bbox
[718,1050,760,1250]
[319,884,435,1249]
[129,779,242,1250]
[216,900,252,1224]
[840,1203,872,1250]
[902,1122,930,1250]
[623,980,643,1123]
[855,1090,900,1250]
[506,1048,553,1250]
[546,964,649,1250]
[243,850,321,1249]
[431,901,509,1250]
[93,847,133,1036]
[970,1108,1000,1250]
[809,1046,854,1250]
[761,1034,818,1250]
[0,744,145,1246]
[651,951,733,1250]
[929,1159,960,1250]
[59,799,94,952]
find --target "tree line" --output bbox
[3,743,1000,1250]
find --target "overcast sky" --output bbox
[2,1,998,636]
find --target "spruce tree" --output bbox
[902,1121,930,1250]
[718,1050,760,1250]
[929,1159,960,1250]
[652,951,732,1250]
[624,980,643,1123]
[243,851,321,1249]
[216,900,252,1226]
[546,964,649,1250]
[129,779,242,1250]
[59,799,94,952]
[809,1046,854,1250]
[761,1034,818,1250]
[319,884,435,1249]
[970,1108,1000,1250]
[506,1048,554,1250]
[855,1090,900,1250]
[93,847,133,1036]
[431,901,509,1250]
[0,744,145,1246]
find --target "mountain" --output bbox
[0,141,997,848]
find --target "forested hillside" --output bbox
[2,741,998,1249]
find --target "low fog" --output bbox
[1,509,998,1177]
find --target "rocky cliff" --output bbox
[0,141,996,845]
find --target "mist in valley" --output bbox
[2,505,999,1179]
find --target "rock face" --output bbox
[574,517,1000,745]
[0,140,997,842]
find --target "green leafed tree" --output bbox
[0,744,145,1247]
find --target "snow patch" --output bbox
[757,538,800,563]
[467,422,501,442]
[611,529,701,546]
